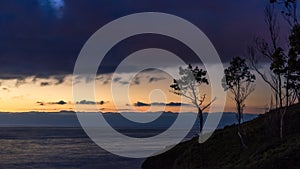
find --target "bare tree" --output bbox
[248,5,286,139]
[248,45,281,109]
[248,5,283,110]
[249,1,299,139]
[223,57,256,148]
[170,64,216,134]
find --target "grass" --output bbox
[142,103,300,169]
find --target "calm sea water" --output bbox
[0,127,198,169]
[0,113,257,168]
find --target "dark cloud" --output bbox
[0,0,277,82]
[113,77,122,82]
[134,101,190,107]
[54,75,65,85]
[132,76,140,85]
[111,76,140,86]
[96,75,111,85]
[112,76,130,85]
[49,100,67,105]
[36,101,45,106]
[119,81,130,85]
[76,100,97,105]
[40,82,51,86]
[76,100,107,105]
[37,100,68,106]
[134,101,150,107]
[165,102,190,106]
[15,79,26,87]
[149,77,166,83]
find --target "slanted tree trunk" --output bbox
[235,81,247,149]
[286,75,289,107]
[237,102,247,149]
[237,102,242,129]
[277,74,286,139]
[279,75,291,139]
[275,92,278,109]
[197,106,204,167]
[280,106,288,139]
[280,112,284,139]
[198,107,203,134]
[278,75,283,109]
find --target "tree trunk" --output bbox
[278,74,283,109]
[197,107,204,167]
[238,130,247,149]
[280,107,287,139]
[198,107,203,134]
[275,92,278,109]
[286,75,289,107]
[237,102,241,128]
[277,74,285,139]
[237,102,247,149]
[280,113,284,139]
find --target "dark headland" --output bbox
[142,104,300,169]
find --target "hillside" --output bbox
[142,104,300,169]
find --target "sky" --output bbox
[0,0,291,113]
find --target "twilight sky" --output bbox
[0,0,290,113]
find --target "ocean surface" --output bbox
[0,127,156,169]
[0,112,257,169]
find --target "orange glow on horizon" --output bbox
[0,71,271,114]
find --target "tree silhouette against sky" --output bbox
[223,57,256,148]
[170,64,216,134]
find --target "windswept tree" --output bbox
[248,5,284,110]
[288,24,300,101]
[170,64,216,134]
[249,0,299,139]
[223,57,256,148]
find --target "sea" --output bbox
[0,112,257,169]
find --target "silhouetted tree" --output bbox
[223,57,256,148]
[170,64,215,134]
[249,2,300,138]
[249,5,283,110]
[269,0,300,138]
[269,0,299,106]
[287,24,300,102]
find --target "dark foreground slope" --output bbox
[142,104,300,169]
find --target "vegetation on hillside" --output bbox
[142,103,300,169]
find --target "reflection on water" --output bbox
[0,127,197,169]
